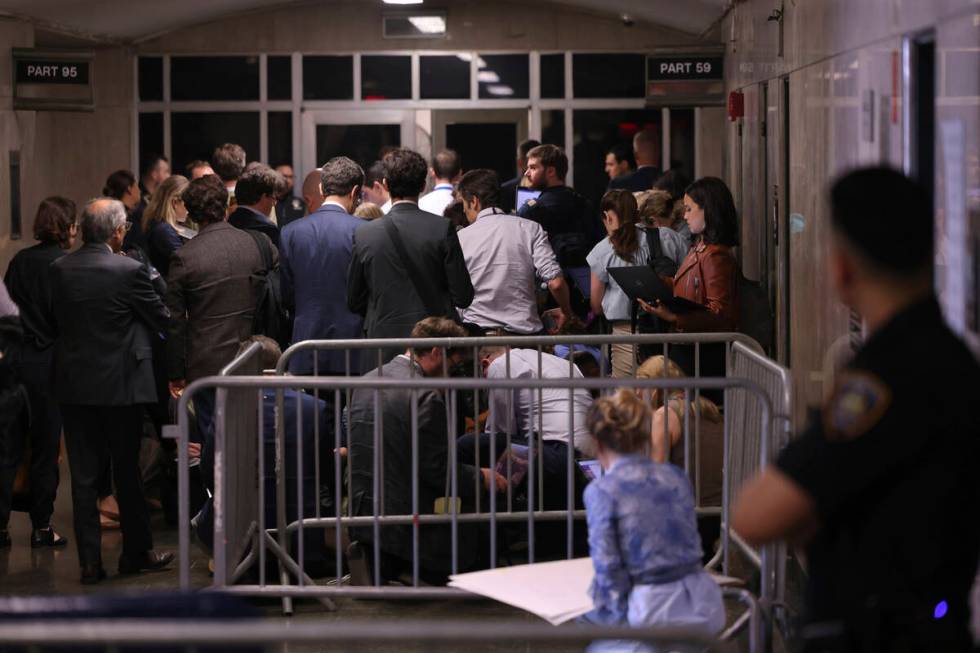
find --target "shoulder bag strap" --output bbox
[245,228,273,270]
[383,217,445,318]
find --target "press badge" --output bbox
[434,497,462,514]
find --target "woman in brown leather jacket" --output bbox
[638,177,739,384]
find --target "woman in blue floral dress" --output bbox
[580,389,725,652]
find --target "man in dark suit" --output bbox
[227,164,284,248]
[348,318,504,583]
[500,138,539,214]
[166,176,274,491]
[49,198,173,584]
[281,157,365,376]
[347,149,474,366]
[273,164,306,227]
[608,128,662,192]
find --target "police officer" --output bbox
[517,145,595,305]
[274,164,306,227]
[733,167,980,652]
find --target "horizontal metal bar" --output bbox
[277,332,762,373]
[0,619,717,646]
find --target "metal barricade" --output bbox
[173,369,774,651]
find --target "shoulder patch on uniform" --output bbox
[822,371,891,441]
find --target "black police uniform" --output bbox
[776,296,980,652]
[276,195,306,228]
[516,185,593,268]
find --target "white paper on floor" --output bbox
[449,558,744,626]
[448,557,595,626]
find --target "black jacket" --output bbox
[348,356,479,574]
[4,242,65,350]
[608,165,661,193]
[228,206,281,249]
[49,243,169,406]
[347,202,474,348]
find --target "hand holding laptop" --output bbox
[637,297,677,323]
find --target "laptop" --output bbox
[516,188,541,211]
[607,265,705,314]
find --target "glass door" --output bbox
[300,109,417,181]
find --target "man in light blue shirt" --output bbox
[418,149,462,216]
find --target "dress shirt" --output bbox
[457,208,562,334]
[418,184,455,216]
[485,349,592,453]
[322,199,347,211]
[381,199,392,214]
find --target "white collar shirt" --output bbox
[485,349,593,454]
[457,208,562,334]
[320,199,348,212]
[418,184,455,216]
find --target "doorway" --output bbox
[431,109,528,182]
[300,109,416,178]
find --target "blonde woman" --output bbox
[143,174,191,277]
[353,201,384,221]
[579,389,725,650]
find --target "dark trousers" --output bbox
[20,346,62,529]
[61,404,153,567]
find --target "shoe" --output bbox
[0,530,10,549]
[80,563,107,585]
[118,550,175,574]
[31,527,68,548]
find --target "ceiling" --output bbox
[0,0,731,43]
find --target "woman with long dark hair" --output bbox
[638,177,739,383]
[103,170,145,250]
[1,197,79,548]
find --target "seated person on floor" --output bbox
[578,389,725,647]
[348,317,506,584]
[194,336,337,578]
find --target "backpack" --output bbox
[245,230,290,349]
[737,272,774,354]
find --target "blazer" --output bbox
[608,165,662,193]
[49,243,169,406]
[348,356,479,573]
[668,240,738,333]
[4,242,65,350]
[228,205,281,248]
[165,221,274,382]
[280,204,364,374]
[347,202,474,357]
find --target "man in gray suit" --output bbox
[348,317,505,584]
[165,176,274,490]
[50,198,173,584]
[347,149,474,366]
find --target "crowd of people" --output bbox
[0,130,974,652]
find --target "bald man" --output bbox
[608,128,661,192]
[301,168,325,214]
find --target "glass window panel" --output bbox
[267,56,292,100]
[138,113,164,173]
[478,54,529,99]
[540,53,565,99]
[572,53,645,98]
[316,124,401,172]
[573,109,661,206]
[668,108,695,181]
[446,123,517,182]
[268,112,293,169]
[138,57,163,102]
[361,55,412,100]
[541,109,565,150]
[420,55,470,99]
[171,56,259,101]
[303,55,354,100]
[170,112,260,179]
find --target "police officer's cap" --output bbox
[830,166,932,274]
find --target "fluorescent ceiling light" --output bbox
[455,53,472,62]
[477,70,499,83]
[384,0,423,4]
[486,85,514,96]
[408,15,445,33]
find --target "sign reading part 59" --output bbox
[647,55,724,81]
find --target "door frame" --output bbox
[300,109,417,179]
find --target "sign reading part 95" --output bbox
[12,49,95,111]
[16,59,90,84]
[647,55,724,81]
